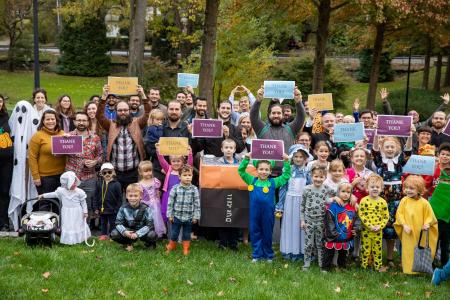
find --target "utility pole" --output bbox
[33,0,40,88]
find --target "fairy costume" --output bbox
[140,178,166,237]
[238,157,291,260]
[372,149,410,240]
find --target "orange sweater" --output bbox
[28,128,66,180]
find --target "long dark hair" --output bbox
[55,94,76,118]
[37,109,61,132]
[32,88,48,104]
[83,101,103,135]
[0,94,7,114]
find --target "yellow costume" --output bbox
[358,196,389,270]
[394,196,438,274]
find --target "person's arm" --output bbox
[156,150,170,172]
[41,191,58,199]
[137,86,151,129]
[404,126,415,151]
[380,200,390,228]
[228,86,238,105]
[166,187,176,219]
[300,190,307,220]
[357,198,373,228]
[275,185,287,212]
[93,181,100,211]
[237,157,255,185]
[115,207,127,235]
[113,182,123,212]
[28,134,41,181]
[423,93,449,126]
[274,160,292,188]
[353,98,360,123]
[324,208,339,241]
[136,208,152,237]
[288,88,306,134]
[393,198,406,227]
[192,187,201,221]
[96,85,111,131]
[187,148,193,166]
[250,88,265,137]
[94,136,103,165]
[380,88,393,115]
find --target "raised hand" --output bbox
[294,86,302,103]
[353,98,360,111]
[441,93,450,105]
[379,88,388,102]
[256,86,264,102]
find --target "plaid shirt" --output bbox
[167,184,200,222]
[65,130,103,180]
[111,126,139,172]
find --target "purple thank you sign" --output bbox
[52,136,83,155]
[192,119,223,138]
[376,115,412,137]
[251,139,284,161]
[365,129,375,144]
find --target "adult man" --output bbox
[182,96,208,124]
[147,87,167,116]
[228,85,256,125]
[65,111,103,226]
[304,111,336,148]
[431,111,450,147]
[176,91,188,113]
[282,104,294,123]
[359,110,374,129]
[104,94,119,120]
[251,86,305,152]
[97,85,151,191]
[129,95,144,118]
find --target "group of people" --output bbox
[0,83,449,285]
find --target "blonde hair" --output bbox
[380,137,401,154]
[311,163,327,177]
[403,175,426,196]
[342,115,355,123]
[126,183,143,195]
[329,159,345,172]
[138,161,153,178]
[148,109,164,126]
[338,182,352,193]
[365,174,384,189]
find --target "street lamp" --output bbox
[33,0,40,89]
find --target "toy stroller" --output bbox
[18,198,60,247]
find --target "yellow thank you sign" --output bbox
[108,76,139,95]
[307,93,333,111]
[158,137,190,156]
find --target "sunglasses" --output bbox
[101,170,113,175]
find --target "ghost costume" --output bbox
[8,101,40,230]
[42,171,90,245]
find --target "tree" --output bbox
[128,0,147,79]
[198,0,219,116]
[0,0,32,72]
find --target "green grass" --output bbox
[0,238,448,299]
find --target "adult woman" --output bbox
[84,101,106,160]
[29,110,66,209]
[296,132,312,153]
[55,94,76,132]
[32,88,51,119]
[0,94,13,230]
[413,126,432,155]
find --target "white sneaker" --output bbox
[267,259,273,263]
[252,258,258,263]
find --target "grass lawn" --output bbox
[0,238,448,299]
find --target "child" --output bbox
[39,171,90,245]
[301,164,336,269]
[324,159,349,192]
[156,144,193,225]
[110,183,156,251]
[238,152,291,262]
[429,144,450,267]
[394,175,438,274]
[138,161,166,238]
[144,109,164,162]
[307,141,331,171]
[276,144,312,261]
[94,163,122,240]
[346,148,373,204]
[217,139,240,250]
[323,182,358,271]
[358,174,389,271]
[166,165,200,256]
[372,131,413,266]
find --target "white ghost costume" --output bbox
[42,171,90,245]
[8,101,40,230]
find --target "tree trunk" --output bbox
[422,35,431,90]
[312,0,331,93]
[128,0,147,80]
[444,49,450,87]
[434,52,442,92]
[199,0,220,117]
[366,22,386,110]
[7,34,16,72]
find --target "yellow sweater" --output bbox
[28,128,66,180]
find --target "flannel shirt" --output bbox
[111,126,139,172]
[167,184,201,222]
[115,203,154,237]
[65,130,103,181]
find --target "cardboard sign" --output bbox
[333,122,365,143]
[251,139,284,161]
[403,155,436,176]
[307,93,334,111]
[376,115,412,137]
[442,120,450,137]
[108,76,139,95]
[263,81,295,99]
[51,136,83,155]
[177,73,199,88]
[158,137,189,156]
[192,119,223,138]
[365,129,376,144]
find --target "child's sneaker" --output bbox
[98,235,109,241]
[267,259,273,263]
[251,258,259,263]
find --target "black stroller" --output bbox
[18,198,61,247]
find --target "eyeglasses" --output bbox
[102,171,113,175]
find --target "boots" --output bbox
[165,240,177,254]
[432,260,450,286]
[182,241,191,256]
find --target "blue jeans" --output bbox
[170,217,192,241]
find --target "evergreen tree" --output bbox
[356,49,394,83]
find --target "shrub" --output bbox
[140,57,178,102]
[356,49,395,83]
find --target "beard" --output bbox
[76,125,87,132]
[433,122,445,129]
[168,114,180,122]
[116,114,132,126]
[196,109,206,117]
[130,104,139,110]
[269,118,282,126]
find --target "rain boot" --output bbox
[182,241,190,256]
[166,240,177,254]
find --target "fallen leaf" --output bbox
[284,264,289,269]
[383,282,390,288]
[117,290,126,297]
[186,279,193,285]
[209,261,214,267]
[42,272,51,279]
[96,255,103,261]
[262,280,267,285]
[334,286,341,293]
[425,291,432,298]
[395,291,403,297]
[217,291,224,297]
[163,287,168,294]
[13,252,21,256]
[228,277,236,283]
[41,288,48,293]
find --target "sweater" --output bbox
[28,127,66,180]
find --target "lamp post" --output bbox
[33,0,40,89]
[404,47,412,115]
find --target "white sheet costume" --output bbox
[8,101,40,230]
[42,171,91,245]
